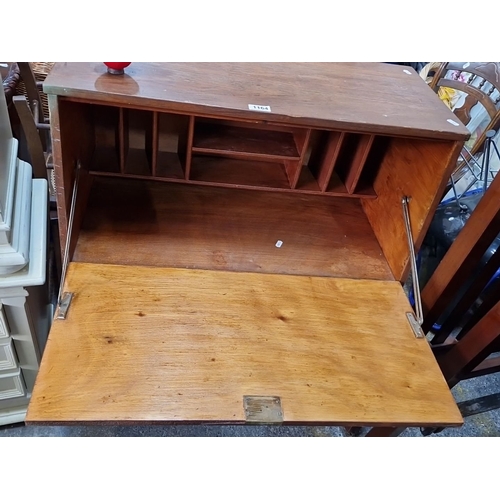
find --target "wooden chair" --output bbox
[421,172,500,433]
[11,62,61,280]
[429,63,500,193]
[1,62,20,105]
[422,169,500,342]
[12,62,51,181]
[430,62,500,156]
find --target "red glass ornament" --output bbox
[103,62,131,75]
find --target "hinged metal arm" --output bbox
[55,161,81,320]
[402,196,425,338]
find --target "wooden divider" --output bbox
[286,129,312,188]
[314,131,345,192]
[118,108,126,174]
[343,134,375,193]
[84,103,385,200]
[184,116,195,180]
[151,111,159,176]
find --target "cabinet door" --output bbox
[26,262,462,427]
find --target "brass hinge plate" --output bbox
[406,312,425,339]
[243,396,283,424]
[56,292,74,320]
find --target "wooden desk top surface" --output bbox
[44,62,469,140]
[27,262,462,426]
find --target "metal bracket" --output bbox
[56,292,74,320]
[243,396,283,424]
[55,161,81,320]
[406,312,425,339]
[402,196,424,326]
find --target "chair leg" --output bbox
[365,426,406,437]
[438,300,500,388]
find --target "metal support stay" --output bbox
[402,196,424,336]
[55,161,81,320]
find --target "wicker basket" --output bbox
[1,63,21,104]
[15,62,55,121]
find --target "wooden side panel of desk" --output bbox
[49,96,95,259]
[27,263,462,426]
[362,138,463,281]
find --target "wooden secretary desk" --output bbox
[26,63,469,432]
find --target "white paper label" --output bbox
[275,240,283,248]
[463,62,470,69]
[248,104,271,112]
[447,119,460,126]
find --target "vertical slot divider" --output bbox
[289,129,312,189]
[184,115,195,180]
[318,131,345,192]
[344,134,375,193]
[151,111,159,177]
[118,107,127,174]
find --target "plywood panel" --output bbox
[362,138,463,281]
[73,177,393,281]
[27,263,462,426]
[50,97,96,259]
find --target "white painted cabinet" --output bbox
[0,181,50,425]
[0,75,51,425]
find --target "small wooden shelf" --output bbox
[73,101,386,199]
[193,122,301,161]
[190,156,292,190]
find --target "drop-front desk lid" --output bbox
[27,262,462,426]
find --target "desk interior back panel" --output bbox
[73,177,393,281]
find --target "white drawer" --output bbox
[0,369,25,400]
[0,305,9,338]
[0,338,18,371]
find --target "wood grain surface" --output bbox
[73,177,393,280]
[27,262,462,426]
[362,138,463,281]
[43,63,469,140]
[192,123,300,160]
